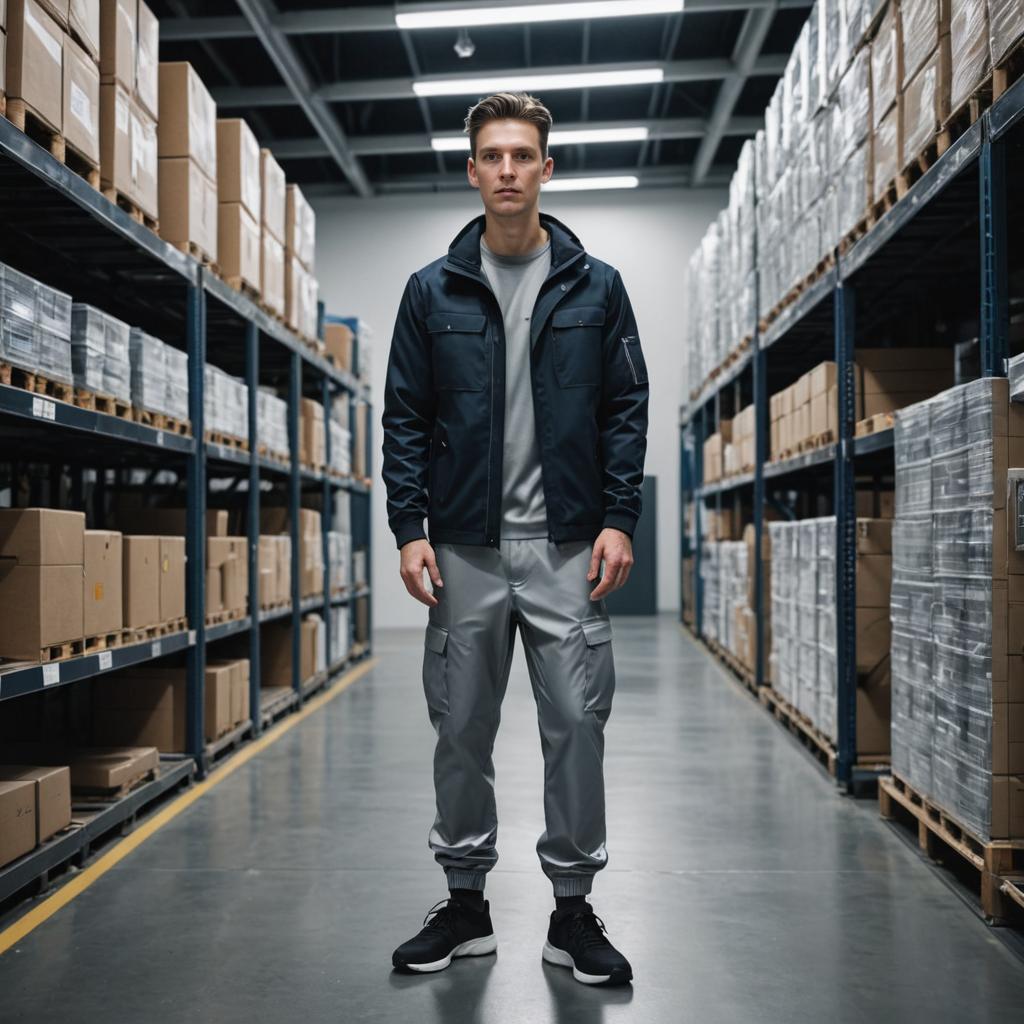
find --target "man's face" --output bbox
[467,119,554,217]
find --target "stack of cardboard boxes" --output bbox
[324,321,354,373]
[261,615,323,689]
[98,0,159,221]
[857,347,954,427]
[770,361,863,460]
[261,507,323,600]
[216,118,261,294]
[724,404,756,477]
[285,184,318,341]
[206,526,247,621]
[0,509,186,661]
[258,534,292,609]
[702,420,730,485]
[0,763,72,869]
[259,148,286,318]
[5,1,102,178]
[157,61,216,262]
[92,657,251,750]
[300,397,325,471]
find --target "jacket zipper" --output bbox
[622,336,640,385]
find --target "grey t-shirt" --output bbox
[481,235,551,539]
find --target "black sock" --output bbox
[450,887,485,910]
[555,895,588,911]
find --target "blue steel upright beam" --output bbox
[364,397,373,649]
[290,351,302,698]
[694,402,706,639]
[246,321,262,736]
[185,279,208,774]
[979,116,1008,379]
[752,335,767,687]
[833,282,857,790]
[321,374,333,670]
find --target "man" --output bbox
[381,92,649,987]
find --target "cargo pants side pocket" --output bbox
[423,622,451,723]
[581,618,615,713]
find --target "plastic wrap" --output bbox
[902,53,942,168]
[807,1,823,112]
[34,280,73,385]
[205,364,248,440]
[836,143,870,239]
[329,420,351,476]
[950,0,992,112]
[783,22,810,156]
[128,328,167,414]
[164,344,189,422]
[258,389,289,460]
[71,304,131,402]
[901,0,947,88]
[990,0,1024,66]
[1010,352,1024,401]
[871,2,898,129]
[0,264,39,373]
[820,0,844,101]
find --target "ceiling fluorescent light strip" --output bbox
[542,175,640,191]
[431,125,650,151]
[414,68,663,98]
[397,1,684,30]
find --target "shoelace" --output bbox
[420,898,461,936]
[567,910,612,951]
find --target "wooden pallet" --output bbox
[73,388,132,419]
[855,411,894,438]
[879,773,1024,922]
[221,274,261,303]
[838,208,876,255]
[204,430,250,452]
[84,630,127,654]
[38,637,87,663]
[870,178,900,223]
[101,186,159,232]
[0,361,74,403]
[169,239,217,270]
[797,429,836,452]
[122,618,188,645]
[131,406,192,436]
[993,35,1024,103]
[73,765,160,803]
[259,600,291,615]
[204,608,245,626]
[6,99,101,191]
[706,637,756,693]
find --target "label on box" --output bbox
[32,396,56,421]
[98,651,113,670]
[156,430,165,446]
[94,583,103,600]
[42,663,60,687]
[151,640,162,658]
[70,82,92,131]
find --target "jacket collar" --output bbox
[444,212,585,276]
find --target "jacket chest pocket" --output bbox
[427,312,488,391]
[551,306,604,388]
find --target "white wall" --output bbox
[315,186,725,629]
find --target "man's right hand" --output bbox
[400,539,444,606]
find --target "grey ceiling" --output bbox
[149,0,812,197]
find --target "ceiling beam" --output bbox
[691,3,776,184]
[212,54,788,108]
[161,0,808,41]
[234,0,373,198]
[268,116,764,160]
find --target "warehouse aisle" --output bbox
[1,615,1023,1022]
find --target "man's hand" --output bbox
[588,528,634,601]
[400,539,444,607]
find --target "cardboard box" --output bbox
[871,0,900,128]
[992,700,1024,775]
[864,390,937,418]
[857,658,891,756]
[157,62,216,180]
[122,534,159,628]
[134,0,156,118]
[901,46,951,168]
[0,508,84,564]
[856,553,892,608]
[67,745,158,789]
[204,662,233,740]
[901,0,951,88]
[205,564,221,614]
[354,402,368,479]
[218,202,260,292]
[856,490,895,518]
[99,79,130,195]
[118,506,228,538]
[301,615,318,683]
[159,535,185,622]
[260,147,285,243]
[258,535,278,607]
[236,658,250,725]
[261,620,293,688]
[861,367,954,395]
[216,117,260,219]
[873,102,900,200]
[63,29,99,163]
[130,97,158,220]
[37,0,67,26]
[0,779,36,867]
[261,230,285,316]
[286,183,315,270]
[6,0,64,132]
[856,518,893,555]
[93,667,186,750]
[0,764,70,843]
[991,774,1024,839]
[208,535,247,613]
[99,0,133,89]
[84,529,122,635]
[69,0,98,59]
[0,564,84,658]
[856,605,891,673]
[301,397,325,468]
[158,157,217,261]
[810,391,829,438]
[323,322,353,371]
[856,346,951,372]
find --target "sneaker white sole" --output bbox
[402,933,498,973]
[542,940,617,985]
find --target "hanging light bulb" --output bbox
[454,28,476,59]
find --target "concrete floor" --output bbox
[1,614,1023,1022]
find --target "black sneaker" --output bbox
[392,897,497,973]
[542,904,633,986]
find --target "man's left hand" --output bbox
[588,528,634,601]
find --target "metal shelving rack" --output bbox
[680,76,1024,791]
[0,107,373,897]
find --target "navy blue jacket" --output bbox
[381,213,649,550]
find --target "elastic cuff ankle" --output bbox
[444,869,487,892]
[551,876,593,898]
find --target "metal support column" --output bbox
[833,281,857,790]
[752,336,767,687]
[289,351,302,698]
[185,279,208,775]
[980,116,1008,378]
[246,321,262,736]
[321,375,333,670]
[694,403,706,639]
[364,397,373,648]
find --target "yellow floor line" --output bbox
[0,656,378,956]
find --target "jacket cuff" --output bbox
[601,510,638,538]
[394,519,427,549]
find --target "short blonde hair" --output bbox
[464,92,553,159]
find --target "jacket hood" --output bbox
[445,212,585,275]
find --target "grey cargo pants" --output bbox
[421,538,616,898]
